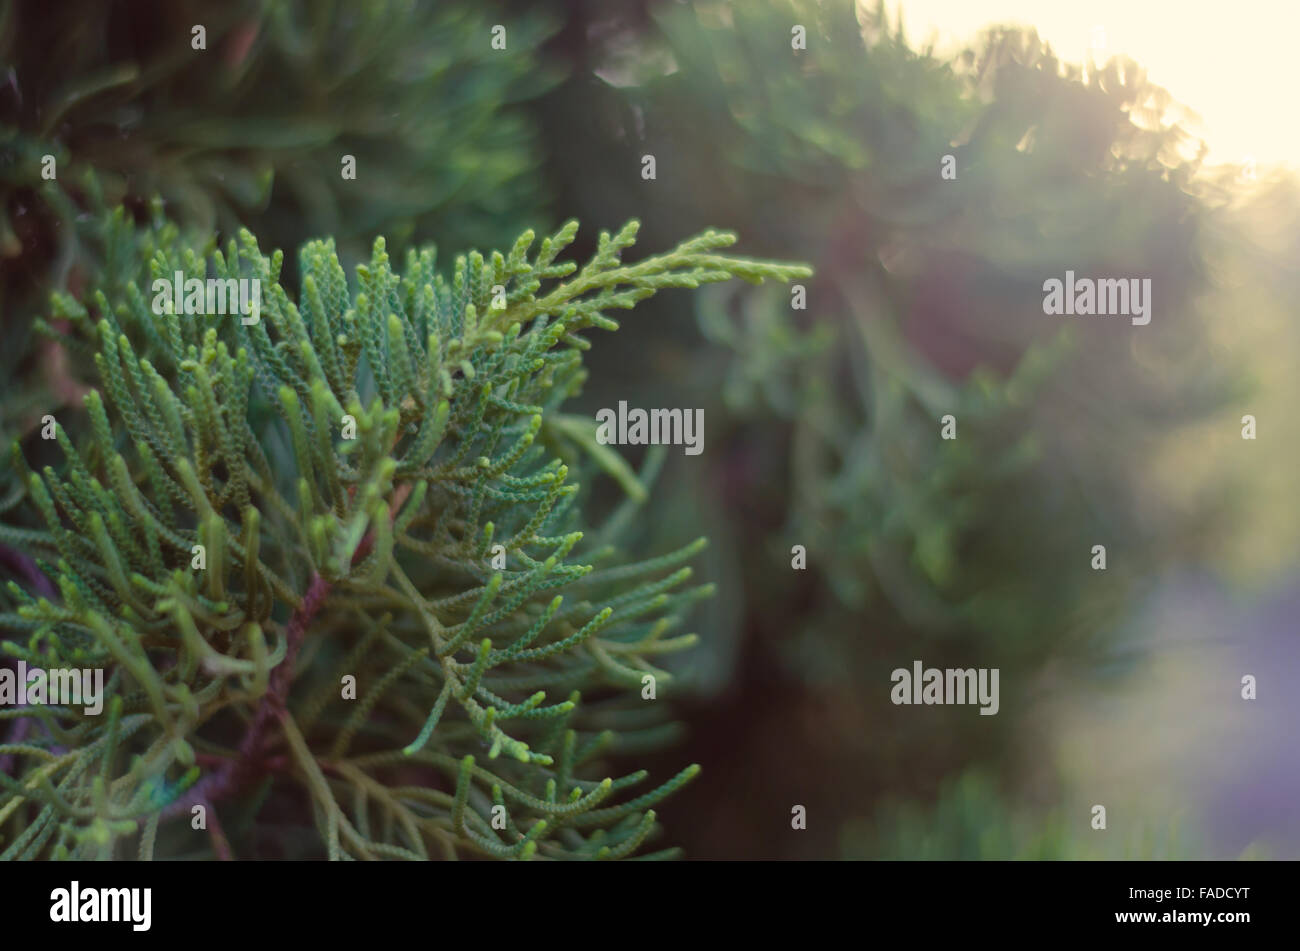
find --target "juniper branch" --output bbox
[0,211,810,860]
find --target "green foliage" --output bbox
[0,0,561,478]
[529,0,1243,856]
[0,0,558,258]
[671,0,1232,664]
[0,211,808,859]
[849,771,1211,860]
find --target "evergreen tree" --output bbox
[525,0,1241,857]
[0,209,807,859]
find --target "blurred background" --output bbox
[3,0,1297,858]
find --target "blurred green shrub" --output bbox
[850,770,1212,860]
[528,0,1246,856]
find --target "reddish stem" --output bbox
[164,572,330,820]
[160,478,408,840]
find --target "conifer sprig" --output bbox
[0,212,810,859]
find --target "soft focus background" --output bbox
[3,0,1297,858]
[509,0,1300,859]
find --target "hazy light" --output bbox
[892,0,1297,170]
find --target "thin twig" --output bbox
[164,572,330,818]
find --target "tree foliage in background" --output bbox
[0,206,808,859]
[527,0,1245,857]
[851,770,1235,860]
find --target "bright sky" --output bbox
[891,0,1297,169]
